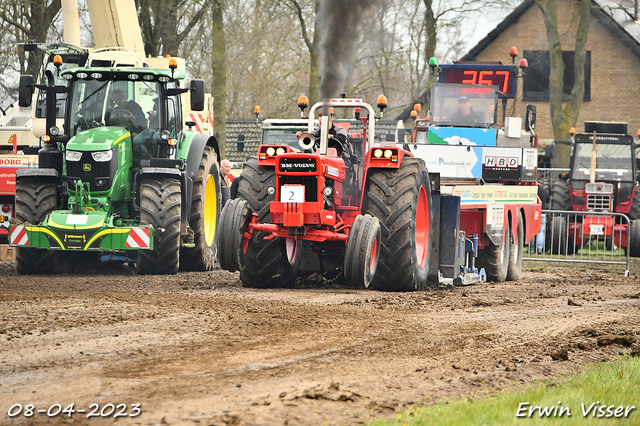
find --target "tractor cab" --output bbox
[569,132,637,215]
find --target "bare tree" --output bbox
[0,0,62,77]
[535,0,590,167]
[136,0,209,57]
[210,0,227,158]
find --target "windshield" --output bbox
[430,83,497,128]
[68,78,160,136]
[572,143,634,182]
[261,128,303,148]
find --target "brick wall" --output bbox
[471,1,640,142]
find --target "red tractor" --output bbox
[218,97,446,290]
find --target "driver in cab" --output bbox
[110,88,146,129]
[449,96,484,124]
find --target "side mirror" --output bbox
[524,104,537,131]
[189,79,205,111]
[237,134,245,152]
[19,75,34,107]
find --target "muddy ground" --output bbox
[0,260,639,426]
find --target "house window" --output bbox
[522,50,591,101]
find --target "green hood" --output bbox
[67,127,131,152]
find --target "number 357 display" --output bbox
[281,185,305,203]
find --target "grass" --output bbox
[368,356,640,426]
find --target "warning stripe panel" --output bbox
[125,228,151,248]
[10,225,28,246]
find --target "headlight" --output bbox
[322,186,333,197]
[384,149,393,159]
[276,147,285,155]
[266,147,276,156]
[373,149,383,158]
[65,150,82,162]
[91,151,113,162]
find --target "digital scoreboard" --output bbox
[438,64,518,98]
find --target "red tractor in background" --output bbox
[218,97,485,290]
[546,122,640,255]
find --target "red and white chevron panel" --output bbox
[10,225,29,246]
[187,113,213,135]
[125,228,151,249]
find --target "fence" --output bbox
[524,210,631,277]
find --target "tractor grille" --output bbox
[66,150,117,192]
[587,194,612,211]
[279,157,317,172]
[279,175,318,202]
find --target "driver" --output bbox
[296,112,355,168]
[111,88,146,128]
[448,96,485,124]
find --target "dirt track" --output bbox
[0,261,639,426]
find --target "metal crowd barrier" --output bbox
[524,210,631,277]
[537,168,570,181]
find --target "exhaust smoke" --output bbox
[317,0,376,101]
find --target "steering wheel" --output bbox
[108,108,140,132]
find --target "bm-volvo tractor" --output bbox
[218,97,487,290]
[8,59,222,274]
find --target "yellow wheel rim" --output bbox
[204,173,217,246]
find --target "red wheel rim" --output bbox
[369,236,378,270]
[415,185,429,268]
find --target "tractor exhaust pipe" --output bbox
[319,103,330,156]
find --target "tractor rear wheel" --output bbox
[217,199,251,272]
[344,214,381,288]
[550,178,571,210]
[365,157,432,291]
[180,145,221,271]
[628,219,640,257]
[14,177,60,275]
[137,177,182,274]
[236,158,298,287]
[506,214,523,281]
[477,223,510,282]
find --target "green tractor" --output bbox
[9,61,222,274]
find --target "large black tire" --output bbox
[549,178,571,211]
[628,185,640,220]
[137,177,182,274]
[549,215,574,255]
[14,178,60,275]
[236,158,298,288]
[180,146,221,271]
[365,157,432,291]
[217,199,251,272]
[506,214,524,281]
[628,219,640,257]
[344,215,381,288]
[477,224,511,282]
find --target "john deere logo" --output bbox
[83,164,91,172]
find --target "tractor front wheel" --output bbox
[14,177,60,275]
[137,177,182,274]
[180,145,221,271]
[217,199,251,272]
[365,157,432,291]
[344,214,381,288]
[506,214,524,281]
[477,224,510,282]
[236,158,298,287]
